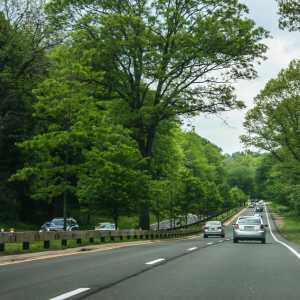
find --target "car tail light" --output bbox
[234,224,239,229]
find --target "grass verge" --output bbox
[270,202,300,244]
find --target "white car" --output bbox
[94,223,116,231]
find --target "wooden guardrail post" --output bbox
[22,241,30,250]
[44,240,50,249]
[0,243,4,252]
[61,239,67,247]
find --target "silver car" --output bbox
[233,216,267,244]
[94,222,116,231]
[203,221,225,238]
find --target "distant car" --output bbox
[254,213,262,218]
[233,216,267,244]
[94,223,116,231]
[203,221,225,238]
[255,205,264,212]
[39,218,79,232]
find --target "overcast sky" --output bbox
[187,0,300,154]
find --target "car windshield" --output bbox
[51,219,64,226]
[99,223,111,228]
[238,218,261,225]
[206,221,220,226]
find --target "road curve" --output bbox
[0,207,300,300]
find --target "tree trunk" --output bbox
[138,127,157,230]
[156,213,160,231]
[113,215,119,230]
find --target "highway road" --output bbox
[1,206,300,300]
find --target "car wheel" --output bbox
[204,234,208,238]
[261,238,266,244]
[233,238,238,243]
[221,234,225,238]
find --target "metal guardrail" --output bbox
[0,207,241,252]
[0,228,200,251]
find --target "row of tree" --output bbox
[0,0,269,228]
[242,1,300,215]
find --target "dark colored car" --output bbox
[255,205,264,212]
[39,218,79,232]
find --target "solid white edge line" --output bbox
[187,247,198,251]
[145,258,165,265]
[206,242,213,245]
[265,204,300,259]
[49,288,90,300]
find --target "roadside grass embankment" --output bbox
[270,202,300,244]
[0,207,241,256]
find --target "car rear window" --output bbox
[206,221,221,225]
[238,218,261,225]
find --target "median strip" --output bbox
[49,288,90,300]
[145,258,165,265]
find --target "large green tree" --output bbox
[0,1,50,222]
[242,60,300,213]
[13,43,149,225]
[45,0,268,229]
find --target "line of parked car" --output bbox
[39,218,117,232]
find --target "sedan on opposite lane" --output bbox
[203,221,225,238]
[233,216,267,244]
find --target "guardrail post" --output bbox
[89,237,94,244]
[101,237,105,243]
[110,236,115,242]
[22,241,29,250]
[119,235,123,241]
[0,243,5,252]
[61,239,67,247]
[76,238,82,245]
[127,235,131,240]
[44,240,50,249]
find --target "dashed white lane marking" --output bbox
[265,204,300,259]
[49,288,90,300]
[206,242,213,245]
[145,258,165,265]
[218,240,223,243]
[187,247,198,251]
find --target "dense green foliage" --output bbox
[243,60,300,215]
[278,0,300,31]
[0,0,268,229]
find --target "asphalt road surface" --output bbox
[1,206,300,300]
